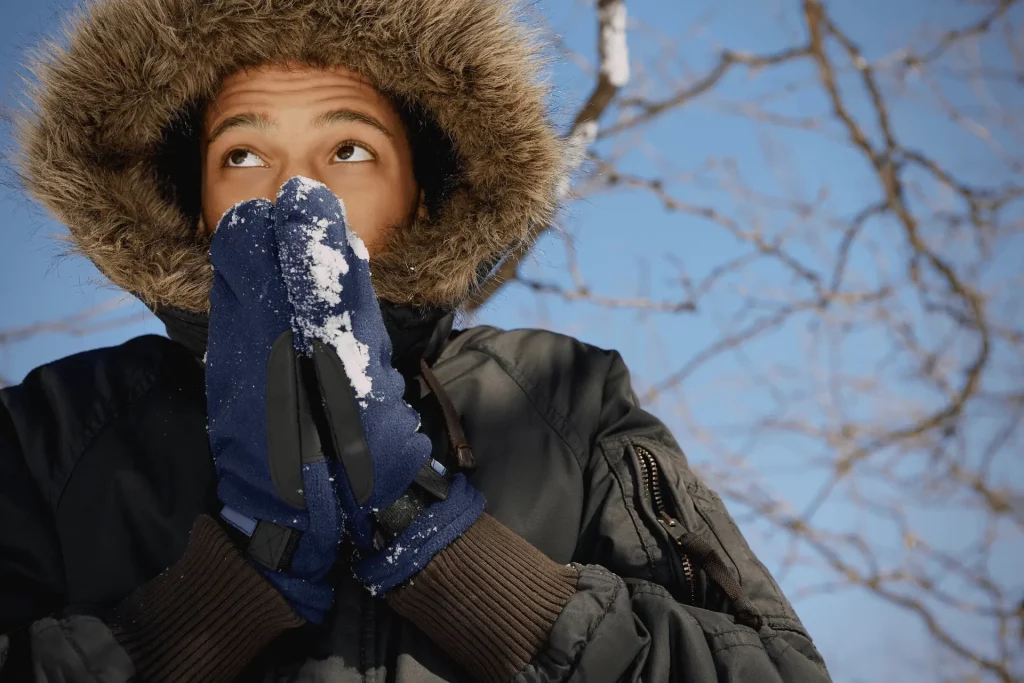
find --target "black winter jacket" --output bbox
[0,315,831,683]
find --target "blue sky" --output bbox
[2,1,1021,680]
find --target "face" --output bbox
[201,64,420,254]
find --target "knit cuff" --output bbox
[387,514,579,683]
[109,514,304,683]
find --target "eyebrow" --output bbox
[206,112,274,146]
[312,109,393,140]
[206,108,393,146]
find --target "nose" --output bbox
[273,163,325,201]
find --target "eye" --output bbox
[224,149,266,168]
[334,143,375,163]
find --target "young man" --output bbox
[1,0,831,681]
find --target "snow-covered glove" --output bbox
[206,197,344,624]
[273,176,486,597]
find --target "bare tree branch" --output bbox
[0,298,144,347]
[602,44,812,139]
[467,0,631,311]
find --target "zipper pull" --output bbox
[658,510,688,542]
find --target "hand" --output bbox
[206,196,344,624]
[273,177,486,597]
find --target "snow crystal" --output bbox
[219,198,261,228]
[291,175,324,202]
[307,220,349,305]
[315,312,373,398]
[347,229,370,261]
[386,544,405,565]
[598,0,629,88]
[575,120,599,148]
[285,219,374,397]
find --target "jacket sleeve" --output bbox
[1,514,303,683]
[387,350,831,683]
[1,385,302,683]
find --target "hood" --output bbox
[16,0,566,312]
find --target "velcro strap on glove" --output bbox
[372,459,451,550]
[221,506,302,572]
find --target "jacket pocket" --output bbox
[685,472,806,630]
[627,438,742,618]
[632,443,698,606]
[648,443,806,631]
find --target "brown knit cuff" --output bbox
[109,514,304,683]
[387,514,579,683]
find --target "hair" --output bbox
[151,89,461,235]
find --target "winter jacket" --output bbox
[4,0,832,680]
[1,311,830,682]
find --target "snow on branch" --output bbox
[571,0,631,133]
[557,0,631,197]
[598,0,630,88]
[469,0,630,308]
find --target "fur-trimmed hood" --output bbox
[16,0,565,312]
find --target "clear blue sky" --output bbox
[1,1,1020,680]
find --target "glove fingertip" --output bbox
[209,197,283,294]
[276,177,344,220]
[212,197,274,238]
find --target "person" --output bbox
[0,0,832,681]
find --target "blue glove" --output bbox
[273,177,486,597]
[206,197,344,624]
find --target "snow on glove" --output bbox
[207,198,344,624]
[273,176,486,597]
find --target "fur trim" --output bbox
[16,0,565,312]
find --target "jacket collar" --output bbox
[153,302,454,376]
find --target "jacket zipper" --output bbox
[635,445,697,605]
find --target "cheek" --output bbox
[340,196,393,254]
[202,170,276,233]
[324,174,416,253]
[201,169,239,234]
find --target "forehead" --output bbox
[205,63,400,127]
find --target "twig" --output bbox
[467,0,632,311]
